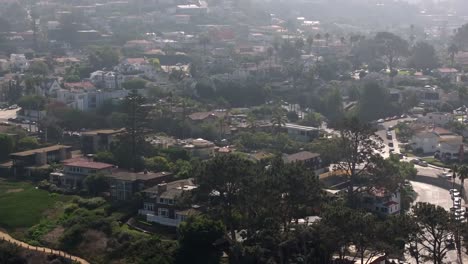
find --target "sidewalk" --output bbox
[0,230,90,264]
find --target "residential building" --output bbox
[188,110,228,123]
[411,127,463,157]
[89,70,124,89]
[139,178,198,227]
[411,129,440,154]
[417,112,454,126]
[283,151,327,174]
[434,67,459,83]
[106,170,174,200]
[57,85,129,111]
[183,138,215,159]
[116,58,158,80]
[284,123,320,142]
[33,78,61,97]
[9,54,29,72]
[50,158,114,189]
[81,129,124,154]
[10,145,72,168]
[361,188,401,215]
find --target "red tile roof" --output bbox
[64,81,95,90]
[125,58,146,64]
[383,201,399,207]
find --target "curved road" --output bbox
[0,231,90,264]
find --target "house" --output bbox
[50,158,114,189]
[34,78,61,97]
[188,110,228,123]
[10,145,72,176]
[124,40,154,50]
[434,68,459,83]
[411,127,463,157]
[89,71,124,89]
[9,54,29,72]
[176,4,207,16]
[284,123,320,142]
[81,129,124,154]
[0,59,10,72]
[283,151,327,174]
[417,112,454,126]
[57,85,129,111]
[106,170,174,200]
[139,178,198,227]
[183,138,215,159]
[116,58,158,80]
[411,129,440,154]
[361,188,401,215]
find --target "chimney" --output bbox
[157,182,167,193]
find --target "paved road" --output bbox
[412,181,454,210]
[0,108,19,121]
[0,230,90,264]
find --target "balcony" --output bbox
[145,214,181,227]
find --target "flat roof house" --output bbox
[284,123,320,142]
[10,145,72,176]
[50,158,114,189]
[106,170,174,200]
[81,128,124,154]
[283,151,328,174]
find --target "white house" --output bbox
[411,130,439,154]
[0,59,10,72]
[116,58,158,80]
[9,54,29,72]
[57,82,130,111]
[89,70,124,89]
[363,188,401,215]
[412,127,463,156]
[417,112,454,126]
[284,123,320,142]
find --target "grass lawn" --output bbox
[421,157,451,168]
[0,179,71,230]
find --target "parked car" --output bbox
[439,172,452,180]
[419,161,428,167]
[388,142,394,147]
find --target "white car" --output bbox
[454,197,462,204]
[450,189,459,195]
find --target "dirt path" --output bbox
[0,230,90,264]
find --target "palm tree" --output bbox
[448,43,459,67]
[199,34,211,57]
[340,36,346,45]
[271,107,286,134]
[246,113,257,132]
[458,165,468,197]
[266,46,274,71]
[306,35,314,54]
[452,164,459,189]
[324,33,330,46]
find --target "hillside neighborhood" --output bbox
[2,0,468,263]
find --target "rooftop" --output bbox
[64,160,114,170]
[284,151,320,163]
[81,128,124,136]
[142,178,196,199]
[285,123,319,131]
[108,170,173,182]
[10,145,71,157]
[188,111,227,121]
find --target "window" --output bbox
[144,203,154,211]
[168,199,174,205]
[158,208,169,218]
[159,198,166,204]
